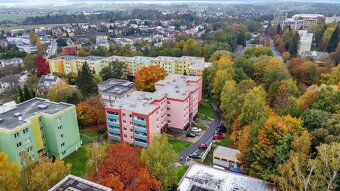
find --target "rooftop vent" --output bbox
[176,90,180,93]
[14,112,22,117]
[0,119,3,122]
[38,104,47,109]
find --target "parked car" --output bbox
[199,143,208,150]
[215,129,225,134]
[213,134,225,140]
[217,123,226,129]
[186,133,196,138]
[189,152,201,159]
[191,127,202,132]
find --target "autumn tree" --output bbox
[251,115,306,180]
[47,80,81,103]
[141,135,178,190]
[76,96,106,127]
[310,86,340,113]
[243,47,273,58]
[0,152,21,191]
[100,61,128,81]
[326,26,339,53]
[85,142,109,176]
[220,80,240,126]
[78,48,86,57]
[297,85,320,113]
[30,157,71,191]
[91,143,160,191]
[135,65,167,92]
[76,62,98,97]
[321,65,340,85]
[35,53,50,77]
[23,54,36,73]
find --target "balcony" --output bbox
[134,126,147,133]
[108,121,120,128]
[134,134,147,141]
[108,127,120,135]
[134,141,147,148]
[133,119,146,126]
[107,114,119,120]
[109,135,121,141]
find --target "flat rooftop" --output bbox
[214,146,240,158]
[178,163,275,191]
[156,84,197,100]
[0,98,73,131]
[156,74,201,86]
[49,175,112,191]
[108,91,164,115]
[98,78,134,95]
[189,62,212,70]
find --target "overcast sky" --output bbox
[0,0,339,4]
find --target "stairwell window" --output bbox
[58,126,62,130]
[61,142,65,148]
[14,132,20,139]
[16,142,22,148]
[23,128,29,135]
[56,117,61,123]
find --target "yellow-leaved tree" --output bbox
[0,152,21,190]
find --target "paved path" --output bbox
[269,38,284,62]
[179,104,221,162]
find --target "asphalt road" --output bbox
[269,38,284,62]
[179,104,221,162]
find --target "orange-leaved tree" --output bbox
[76,96,105,127]
[135,65,167,92]
[90,143,160,191]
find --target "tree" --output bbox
[330,45,340,64]
[78,48,86,57]
[20,151,35,191]
[243,47,273,58]
[239,86,268,128]
[321,65,340,85]
[310,86,340,113]
[297,85,320,112]
[30,157,71,191]
[141,135,178,190]
[76,96,106,127]
[23,54,36,73]
[220,80,240,126]
[135,65,167,92]
[35,54,49,77]
[326,26,339,53]
[289,32,299,56]
[0,152,21,191]
[100,61,128,81]
[91,143,160,191]
[251,115,306,180]
[47,80,81,103]
[282,52,291,63]
[300,109,327,131]
[76,62,98,97]
[85,142,109,176]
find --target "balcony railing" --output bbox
[134,134,147,141]
[109,135,121,141]
[134,126,147,133]
[108,127,120,135]
[107,114,119,120]
[133,119,146,126]
[134,141,147,148]
[108,121,120,128]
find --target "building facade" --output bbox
[48,55,211,76]
[98,78,134,106]
[0,98,81,168]
[105,74,202,147]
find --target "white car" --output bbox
[191,127,202,132]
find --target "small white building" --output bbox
[325,16,340,24]
[213,146,240,169]
[16,45,38,54]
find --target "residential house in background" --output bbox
[37,74,63,96]
[105,74,202,147]
[0,58,23,68]
[0,98,81,168]
[325,15,340,24]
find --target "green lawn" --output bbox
[203,148,214,166]
[64,130,103,177]
[64,146,88,177]
[177,165,189,183]
[169,139,192,153]
[198,98,215,119]
[216,135,231,147]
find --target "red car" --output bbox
[199,144,208,149]
[213,134,224,140]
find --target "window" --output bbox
[27,146,33,153]
[61,142,65,148]
[122,113,126,117]
[44,143,47,148]
[167,101,170,104]
[23,128,29,134]
[60,134,64,139]
[56,117,61,123]
[57,126,62,130]
[167,120,171,123]
[167,114,171,117]
[39,117,42,123]
[123,127,127,131]
[16,142,22,148]
[14,132,20,139]
[124,134,127,138]
[130,129,133,132]
[40,126,44,132]
[42,134,45,140]
[62,151,66,156]
[129,114,132,118]
[167,107,170,110]
[123,120,126,124]
[26,137,31,144]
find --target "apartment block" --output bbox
[298,30,313,55]
[105,74,202,147]
[188,62,212,76]
[98,78,134,105]
[48,55,211,76]
[0,98,81,168]
[278,13,321,32]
